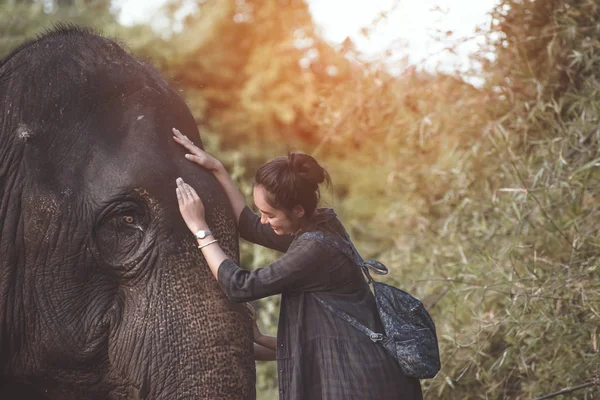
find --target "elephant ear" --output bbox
[94,200,149,268]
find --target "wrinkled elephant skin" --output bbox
[0,27,255,399]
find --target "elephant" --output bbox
[0,26,255,399]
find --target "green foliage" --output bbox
[407,0,600,397]
[0,0,123,59]
[202,1,600,398]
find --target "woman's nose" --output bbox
[260,215,268,224]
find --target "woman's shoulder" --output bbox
[292,231,331,248]
[294,229,350,260]
[292,207,356,253]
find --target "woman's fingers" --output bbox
[173,135,198,153]
[175,187,183,206]
[176,178,202,203]
[183,182,200,200]
[172,130,191,145]
[184,154,205,166]
[176,177,190,202]
[171,128,223,173]
[177,181,187,203]
[172,127,188,141]
[245,303,257,323]
[182,183,193,200]
[172,128,189,145]
[184,152,217,172]
[172,128,201,153]
[173,128,193,145]
[175,177,207,235]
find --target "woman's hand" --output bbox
[172,128,224,173]
[175,177,207,234]
[246,303,263,342]
[172,127,246,227]
[246,303,277,353]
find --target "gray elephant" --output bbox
[0,26,255,399]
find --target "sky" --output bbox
[115,0,500,84]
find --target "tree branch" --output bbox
[533,380,598,400]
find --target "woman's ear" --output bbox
[292,205,305,219]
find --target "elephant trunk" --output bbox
[107,251,255,399]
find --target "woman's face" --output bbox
[253,185,304,235]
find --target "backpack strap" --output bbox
[312,294,384,343]
[297,231,388,284]
[297,231,387,342]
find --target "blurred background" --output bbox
[2,0,599,398]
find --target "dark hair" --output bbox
[254,152,331,217]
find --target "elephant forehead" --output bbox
[79,116,193,192]
[83,146,212,204]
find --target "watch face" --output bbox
[196,230,210,239]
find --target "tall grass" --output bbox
[217,1,600,398]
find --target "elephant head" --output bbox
[0,26,255,399]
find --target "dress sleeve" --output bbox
[217,239,330,302]
[237,205,294,253]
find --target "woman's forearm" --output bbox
[255,334,277,351]
[253,343,277,361]
[195,224,229,280]
[214,166,248,225]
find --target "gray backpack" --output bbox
[300,231,441,379]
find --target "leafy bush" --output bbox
[167,1,600,398]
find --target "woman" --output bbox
[172,128,423,400]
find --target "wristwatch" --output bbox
[194,229,213,240]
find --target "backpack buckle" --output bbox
[370,333,384,342]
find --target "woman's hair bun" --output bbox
[254,151,331,217]
[287,152,326,186]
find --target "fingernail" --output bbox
[185,154,191,159]
[176,177,183,183]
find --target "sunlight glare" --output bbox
[116,0,500,81]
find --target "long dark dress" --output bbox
[217,206,423,400]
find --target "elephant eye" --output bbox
[95,202,149,267]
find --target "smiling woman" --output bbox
[251,153,331,235]
[172,127,423,400]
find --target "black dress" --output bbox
[217,206,423,400]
